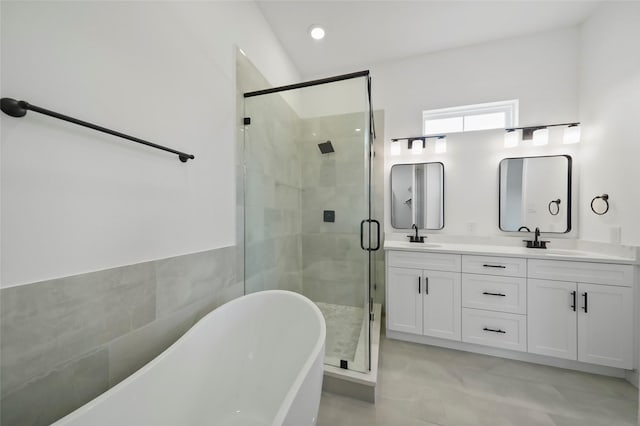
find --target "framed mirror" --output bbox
[499,155,572,233]
[390,162,444,229]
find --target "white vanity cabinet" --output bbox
[386,251,461,341]
[528,259,634,369]
[461,255,527,352]
[385,243,636,373]
[386,266,423,335]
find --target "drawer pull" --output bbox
[482,291,506,297]
[571,290,576,311]
[425,277,429,295]
[483,327,506,334]
[482,264,506,269]
[418,276,421,294]
[583,292,588,313]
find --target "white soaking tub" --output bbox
[52,290,326,426]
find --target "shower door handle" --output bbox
[371,220,380,251]
[360,219,381,251]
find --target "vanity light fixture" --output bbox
[504,129,520,148]
[410,138,425,155]
[505,122,580,146]
[532,128,549,146]
[390,139,401,156]
[390,134,447,155]
[563,123,581,144]
[309,25,325,40]
[434,136,447,154]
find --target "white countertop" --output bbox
[383,240,638,264]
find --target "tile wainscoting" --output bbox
[0,246,240,426]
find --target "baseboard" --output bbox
[386,329,629,379]
[624,369,639,389]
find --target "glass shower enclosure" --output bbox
[242,72,377,372]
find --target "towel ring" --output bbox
[590,194,609,215]
[548,199,561,216]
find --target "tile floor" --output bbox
[317,333,639,426]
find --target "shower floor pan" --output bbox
[316,302,381,403]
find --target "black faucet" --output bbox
[407,224,425,243]
[523,227,549,249]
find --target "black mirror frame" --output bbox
[390,161,445,230]
[498,154,572,234]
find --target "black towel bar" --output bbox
[1,97,195,163]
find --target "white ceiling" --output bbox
[257,1,601,78]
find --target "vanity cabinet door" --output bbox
[527,279,577,360]
[422,270,461,341]
[387,267,423,335]
[577,283,633,369]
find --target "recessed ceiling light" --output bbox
[309,25,325,40]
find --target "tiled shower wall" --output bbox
[299,113,366,307]
[0,246,239,426]
[241,58,303,295]
[299,111,385,308]
[239,52,387,307]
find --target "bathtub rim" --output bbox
[51,289,326,426]
[266,290,326,425]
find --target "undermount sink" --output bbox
[541,249,587,257]
[407,242,442,248]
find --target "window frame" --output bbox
[422,99,519,136]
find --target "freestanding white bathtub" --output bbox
[52,290,326,426]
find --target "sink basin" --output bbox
[541,249,587,257]
[420,243,442,248]
[395,241,442,248]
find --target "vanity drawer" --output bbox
[462,274,526,314]
[387,250,461,272]
[528,259,634,287]
[462,255,526,277]
[462,308,527,352]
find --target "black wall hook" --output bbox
[1,97,195,163]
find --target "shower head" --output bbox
[318,141,334,154]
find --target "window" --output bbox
[423,100,519,135]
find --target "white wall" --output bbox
[0,1,300,287]
[577,1,640,397]
[371,28,580,236]
[578,2,640,246]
